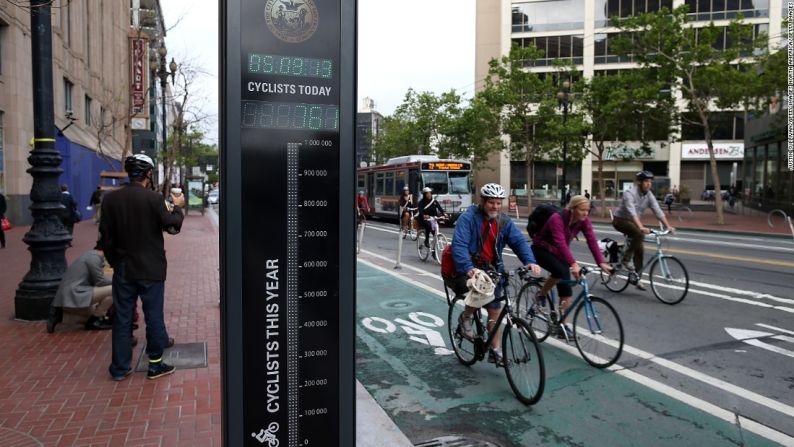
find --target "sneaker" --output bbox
[166,337,175,348]
[458,313,474,340]
[85,316,112,331]
[556,324,572,340]
[488,348,505,367]
[635,282,647,291]
[111,369,133,382]
[619,261,635,271]
[147,361,175,380]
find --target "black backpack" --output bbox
[526,203,563,238]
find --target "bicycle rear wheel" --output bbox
[516,281,552,342]
[433,233,448,264]
[417,234,430,261]
[601,257,630,293]
[503,319,545,405]
[572,296,624,368]
[447,297,479,366]
[649,255,689,305]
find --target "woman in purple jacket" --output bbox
[532,195,612,336]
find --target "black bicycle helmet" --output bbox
[636,170,654,181]
[125,154,154,179]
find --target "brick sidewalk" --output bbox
[0,215,221,446]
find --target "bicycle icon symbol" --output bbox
[251,422,280,446]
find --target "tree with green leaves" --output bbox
[581,70,676,216]
[477,44,588,208]
[614,5,773,224]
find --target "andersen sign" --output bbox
[681,143,744,160]
[220,1,356,446]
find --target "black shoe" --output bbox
[85,316,112,330]
[111,369,133,382]
[46,307,63,334]
[488,348,505,367]
[131,336,138,347]
[166,337,175,348]
[147,361,175,380]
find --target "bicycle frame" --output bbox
[624,231,667,277]
[545,270,604,336]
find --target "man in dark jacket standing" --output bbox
[100,154,185,381]
[60,184,79,236]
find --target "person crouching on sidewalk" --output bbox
[47,245,113,333]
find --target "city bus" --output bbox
[356,155,473,222]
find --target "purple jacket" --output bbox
[532,209,606,266]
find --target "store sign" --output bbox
[130,38,146,114]
[605,145,655,161]
[681,143,744,160]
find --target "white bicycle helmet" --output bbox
[464,270,496,308]
[422,187,433,193]
[480,183,506,199]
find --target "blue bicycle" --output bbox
[514,267,624,368]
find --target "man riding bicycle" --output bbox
[417,187,446,248]
[356,190,370,219]
[446,183,541,365]
[612,171,675,290]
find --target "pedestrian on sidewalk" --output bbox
[89,185,103,224]
[664,191,674,213]
[47,245,113,333]
[612,171,675,291]
[99,154,185,381]
[0,191,6,248]
[60,184,80,237]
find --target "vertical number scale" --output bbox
[287,143,299,446]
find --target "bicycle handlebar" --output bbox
[649,229,673,237]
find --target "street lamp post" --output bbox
[557,80,571,206]
[153,43,177,190]
[15,0,70,320]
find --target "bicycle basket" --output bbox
[464,270,496,308]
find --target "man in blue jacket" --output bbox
[447,183,541,365]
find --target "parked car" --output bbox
[207,190,219,205]
[701,185,730,201]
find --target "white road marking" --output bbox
[357,254,794,445]
[757,323,794,336]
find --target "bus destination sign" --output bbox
[421,161,471,171]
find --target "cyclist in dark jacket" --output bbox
[417,187,446,248]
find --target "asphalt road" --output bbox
[355,217,794,446]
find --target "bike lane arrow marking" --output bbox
[725,328,794,359]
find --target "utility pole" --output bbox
[16,0,70,320]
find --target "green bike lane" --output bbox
[355,261,782,447]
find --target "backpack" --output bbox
[441,213,508,278]
[526,203,563,238]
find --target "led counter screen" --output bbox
[241,100,339,131]
[248,53,333,79]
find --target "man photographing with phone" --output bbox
[100,154,185,381]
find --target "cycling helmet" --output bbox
[403,186,409,191]
[636,170,654,181]
[124,154,154,178]
[422,187,432,193]
[480,183,506,199]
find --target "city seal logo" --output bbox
[265,0,319,43]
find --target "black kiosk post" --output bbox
[220,1,355,446]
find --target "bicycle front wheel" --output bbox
[417,234,430,261]
[515,281,552,342]
[573,296,624,368]
[447,297,478,366]
[503,319,545,405]
[601,258,630,293]
[649,255,689,305]
[433,233,448,264]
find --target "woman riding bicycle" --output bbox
[417,187,446,248]
[398,186,416,231]
[447,183,541,365]
[531,195,612,337]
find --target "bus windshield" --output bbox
[422,171,471,195]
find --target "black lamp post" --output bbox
[557,80,571,206]
[16,0,70,320]
[152,43,177,185]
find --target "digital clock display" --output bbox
[241,100,339,131]
[248,53,333,79]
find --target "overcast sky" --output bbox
[162,0,476,145]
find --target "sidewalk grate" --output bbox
[414,435,500,447]
[134,342,208,372]
[0,428,43,446]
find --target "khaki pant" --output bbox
[63,285,113,324]
[612,218,645,271]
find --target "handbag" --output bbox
[1,217,11,231]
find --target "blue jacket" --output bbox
[451,205,536,275]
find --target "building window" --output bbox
[514,35,585,66]
[85,1,91,66]
[684,0,768,20]
[511,0,585,33]
[61,0,72,46]
[85,95,92,126]
[593,33,637,64]
[681,112,743,140]
[64,78,74,114]
[0,20,7,75]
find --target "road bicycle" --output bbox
[401,206,419,240]
[417,215,448,264]
[356,208,367,254]
[600,229,689,305]
[446,267,545,405]
[515,266,624,368]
